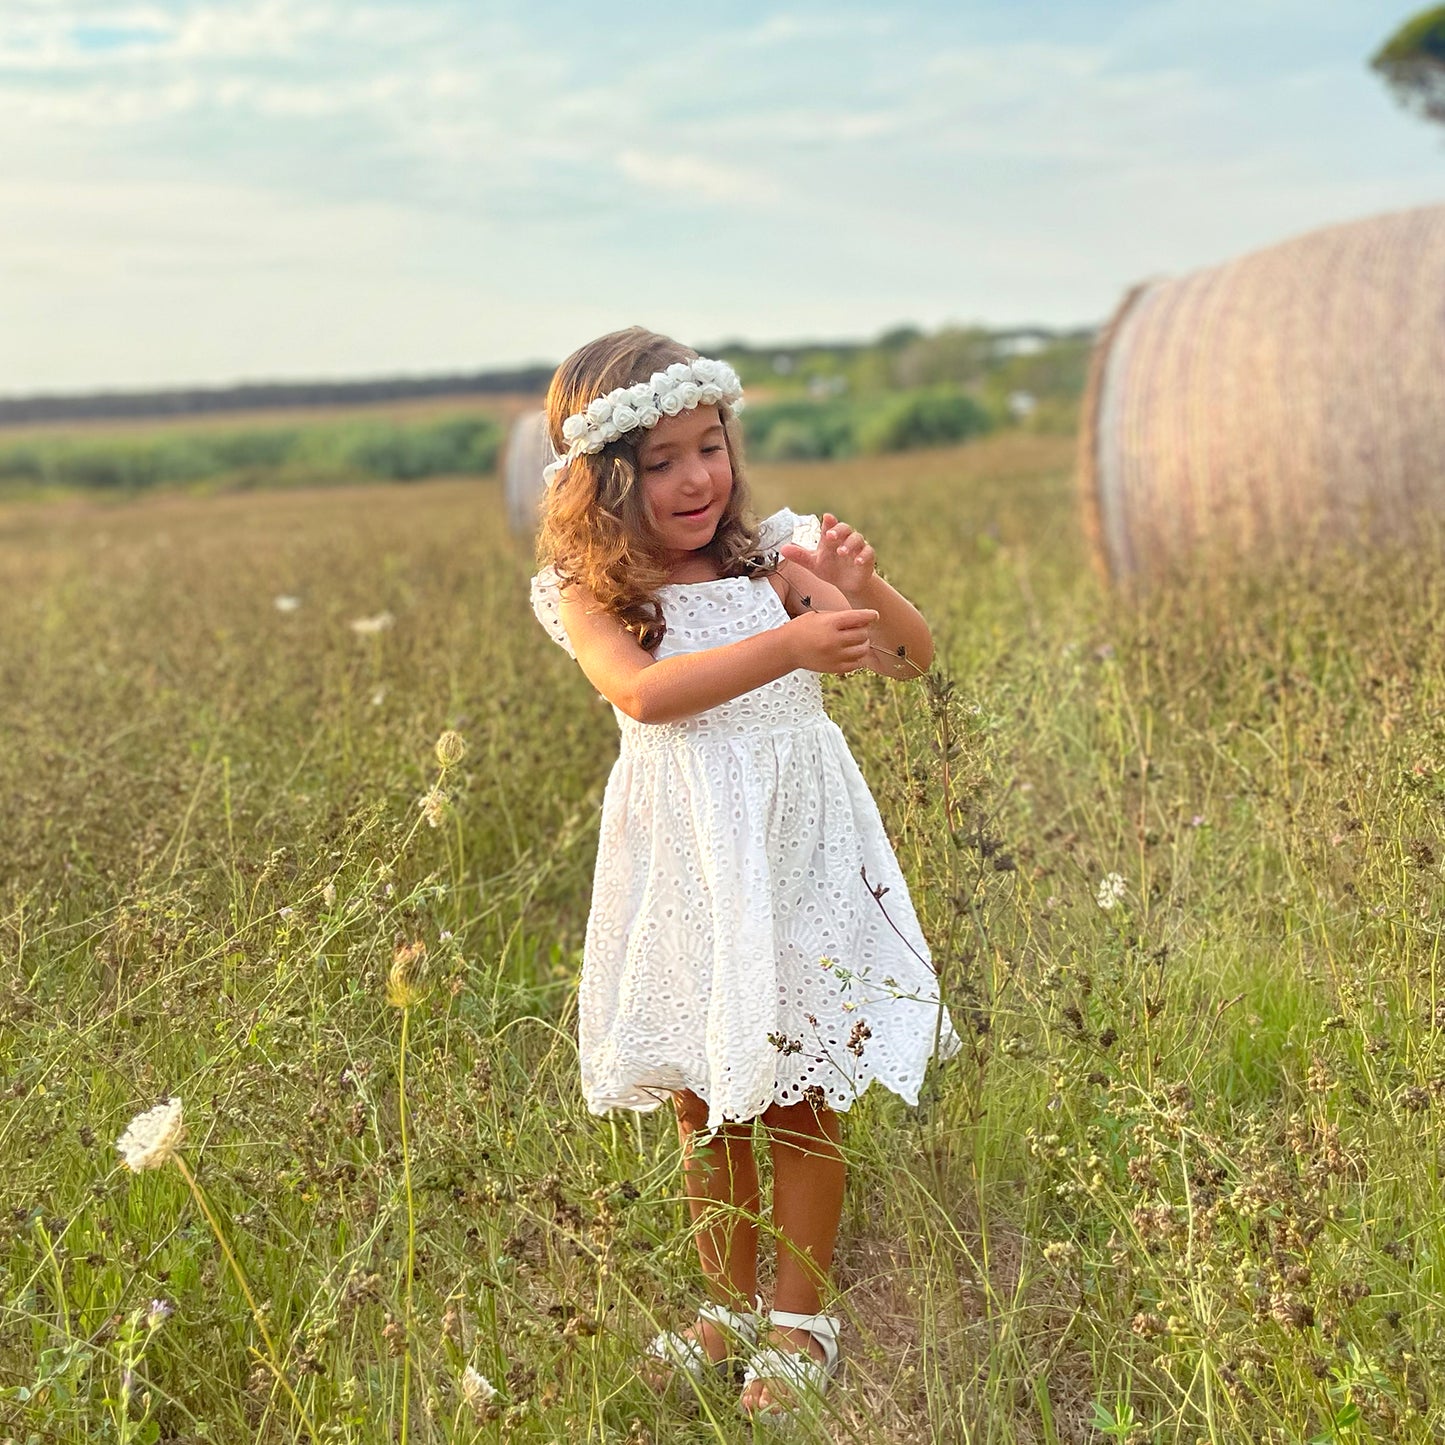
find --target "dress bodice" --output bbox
[616,575,826,754]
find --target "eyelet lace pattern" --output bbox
[531,510,959,1128]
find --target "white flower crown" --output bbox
[543,356,745,487]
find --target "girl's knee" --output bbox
[762,1097,841,1144]
[671,1089,711,1133]
[673,1089,749,1138]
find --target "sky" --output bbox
[1,0,1441,395]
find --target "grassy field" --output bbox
[4,431,1445,1443]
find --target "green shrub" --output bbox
[742,399,857,462]
[0,413,503,494]
[339,416,501,481]
[855,388,993,454]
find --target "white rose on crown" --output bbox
[545,356,744,488]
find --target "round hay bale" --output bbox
[1078,203,1445,580]
[504,408,552,537]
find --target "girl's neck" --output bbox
[662,546,723,585]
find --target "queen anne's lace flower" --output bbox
[116,1098,186,1171]
[1096,872,1128,910]
[460,1365,498,1417]
[542,356,744,487]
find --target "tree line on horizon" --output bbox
[0,325,1094,430]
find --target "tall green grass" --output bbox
[2,434,1444,1441]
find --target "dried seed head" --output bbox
[435,730,468,770]
[387,941,429,1009]
[1268,1292,1315,1331]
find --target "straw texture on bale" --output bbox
[504,408,552,537]
[1078,204,1445,580]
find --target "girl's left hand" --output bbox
[779,513,876,601]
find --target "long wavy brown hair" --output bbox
[535,326,771,648]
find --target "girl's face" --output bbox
[635,404,734,560]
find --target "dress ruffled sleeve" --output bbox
[530,566,576,658]
[756,508,822,553]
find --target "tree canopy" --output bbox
[1373,6,1445,125]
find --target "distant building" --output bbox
[992,332,1048,358]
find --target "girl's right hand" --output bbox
[786,607,879,674]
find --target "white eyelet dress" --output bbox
[531,510,959,1130]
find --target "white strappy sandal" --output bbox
[739,1309,842,1422]
[643,1298,762,1388]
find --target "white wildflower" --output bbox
[273,595,301,613]
[1096,873,1127,910]
[370,685,388,706]
[350,611,395,636]
[278,906,294,920]
[460,1364,497,1415]
[322,883,337,908]
[419,786,449,829]
[116,1098,185,1172]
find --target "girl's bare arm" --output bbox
[559,584,879,724]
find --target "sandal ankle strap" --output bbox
[768,1308,840,1347]
[766,1308,841,1374]
[697,1296,763,1339]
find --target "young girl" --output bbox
[530,326,958,1421]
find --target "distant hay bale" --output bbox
[505,409,552,537]
[1079,204,1445,581]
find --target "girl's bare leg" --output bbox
[741,1097,845,1414]
[641,1088,760,1386]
